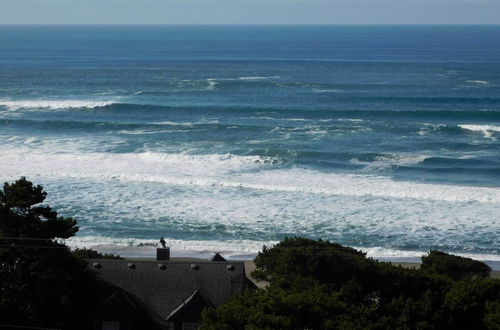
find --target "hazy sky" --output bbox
[0,0,499,25]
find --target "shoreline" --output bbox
[122,257,500,280]
[84,244,500,271]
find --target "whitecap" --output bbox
[284,118,310,122]
[459,124,500,139]
[466,80,489,85]
[151,120,196,126]
[359,246,500,262]
[66,235,269,257]
[0,99,117,110]
[117,129,176,135]
[336,118,364,122]
[351,154,429,170]
[312,88,342,93]
[417,123,445,136]
[238,76,280,80]
[206,79,218,89]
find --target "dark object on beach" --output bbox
[421,250,491,280]
[160,236,166,248]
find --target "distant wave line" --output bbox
[0,99,118,111]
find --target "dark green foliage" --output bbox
[0,177,99,329]
[0,177,78,240]
[73,247,123,260]
[484,300,500,330]
[201,237,499,330]
[253,237,377,286]
[202,282,376,330]
[444,278,500,329]
[421,250,491,280]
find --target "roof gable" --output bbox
[97,289,139,320]
[166,290,214,322]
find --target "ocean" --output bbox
[1,25,499,262]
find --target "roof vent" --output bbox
[226,265,235,271]
[92,262,101,268]
[191,264,199,270]
[158,263,167,270]
[127,263,136,269]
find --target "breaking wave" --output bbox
[0,99,118,110]
[2,149,499,203]
[459,124,500,138]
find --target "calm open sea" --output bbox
[1,25,499,261]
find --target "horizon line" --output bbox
[1,23,500,26]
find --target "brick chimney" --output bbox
[157,247,170,261]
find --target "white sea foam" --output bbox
[359,247,500,262]
[351,154,429,171]
[466,80,489,85]
[0,99,117,110]
[417,123,445,136]
[238,76,280,80]
[245,116,277,121]
[66,236,270,255]
[284,118,310,122]
[1,149,499,203]
[151,120,219,126]
[206,79,218,89]
[336,118,364,122]
[459,124,500,139]
[117,129,176,135]
[2,148,499,259]
[313,88,342,93]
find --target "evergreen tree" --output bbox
[0,177,98,329]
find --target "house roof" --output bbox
[87,259,246,322]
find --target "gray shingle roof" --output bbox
[87,259,246,321]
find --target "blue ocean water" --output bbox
[1,25,499,260]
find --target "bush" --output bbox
[253,237,377,286]
[73,247,122,260]
[421,250,491,280]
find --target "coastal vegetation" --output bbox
[73,247,123,260]
[201,237,500,329]
[0,177,103,329]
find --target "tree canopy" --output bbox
[0,177,98,329]
[0,177,78,240]
[421,250,491,280]
[202,237,500,330]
